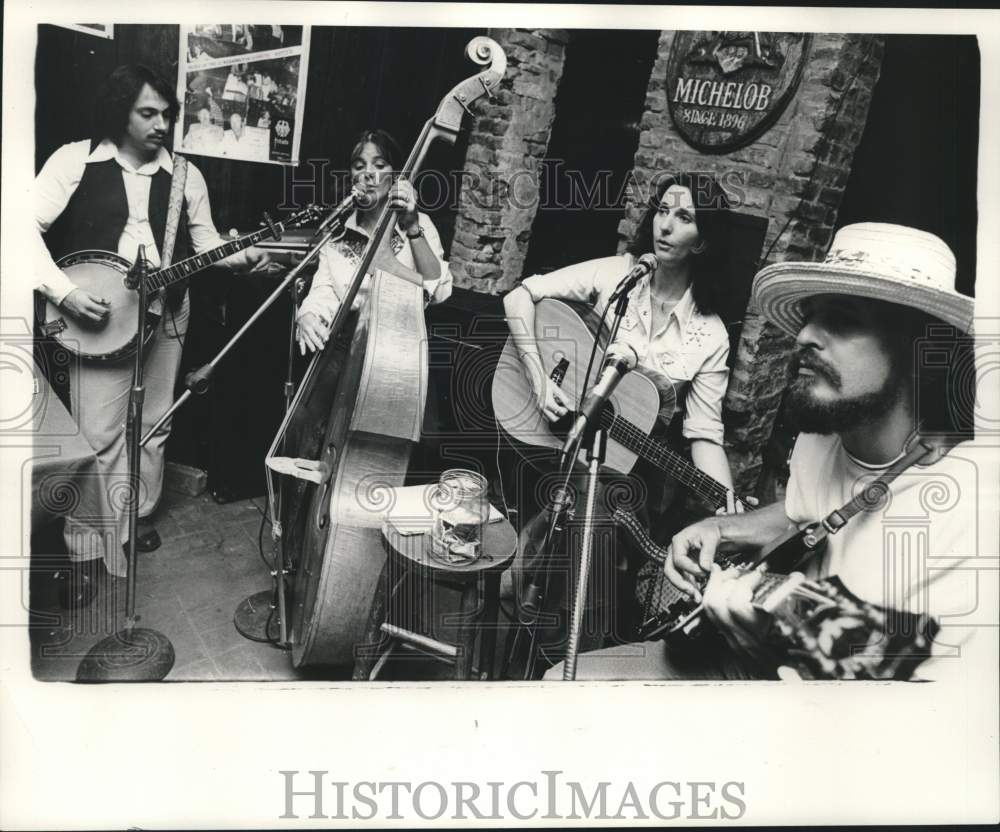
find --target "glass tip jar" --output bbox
[429,469,490,564]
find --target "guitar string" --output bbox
[598,409,732,507]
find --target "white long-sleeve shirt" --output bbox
[520,254,730,445]
[297,210,453,322]
[35,138,252,305]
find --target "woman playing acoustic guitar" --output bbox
[502,172,741,669]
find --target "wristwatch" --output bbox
[406,225,425,240]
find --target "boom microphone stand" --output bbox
[140,211,342,443]
[193,208,347,648]
[77,246,176,681]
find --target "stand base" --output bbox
[76,627,175,682]
[234,589,283,644]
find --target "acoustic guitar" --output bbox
[613,508,938,680]
[37,205,319,362]
[492,297,751,510]
[494,297,756,662]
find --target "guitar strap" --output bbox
[162,154,188,312]
[765,434,953,573]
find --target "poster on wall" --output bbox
[54,23,114,39]
[174,24,310,165]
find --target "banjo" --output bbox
[37,205,320,362]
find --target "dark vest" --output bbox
[45,150,192,309]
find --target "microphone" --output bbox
[612,252,658,298]
[560,343,638,460]
[124,244,151,291]
[311,187,374,238]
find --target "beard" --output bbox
[785,351,906,435]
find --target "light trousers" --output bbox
[64,295,189,575]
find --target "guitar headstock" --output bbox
[758,574,939,681]
[281,205,325,229]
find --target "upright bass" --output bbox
[267,37,507,668]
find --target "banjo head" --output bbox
[44,250,157,362]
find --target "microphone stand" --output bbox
[501,478,571,680]
[135,206,349,649]
[561,287,632,680]
[504,286,634,680]
[232,265,309,647]
[77,246,176,681]
[135,208,349,650]
[563,424,608,680]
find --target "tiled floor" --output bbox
[30,488,306,682]
[29,486,517,683]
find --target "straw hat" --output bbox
[752,223,974,336]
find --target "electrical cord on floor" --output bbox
[255,501,272,572]
[249,497,289,649]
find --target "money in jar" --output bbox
[429,469,490,564]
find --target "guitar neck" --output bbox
[144,224,279,291]
[597,409,740,511]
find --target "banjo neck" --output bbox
[143,224,281,292]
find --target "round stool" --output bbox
[353,518,517,681]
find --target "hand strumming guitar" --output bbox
[663,501,794,660]
[530,365,572,423]
[663,515,772,661]
[501,284,575,423]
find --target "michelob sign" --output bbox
[666,31,811,153]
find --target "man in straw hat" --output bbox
[549,222,997,681]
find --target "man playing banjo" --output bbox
[34,64,274,604]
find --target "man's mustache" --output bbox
[789,350,841,387]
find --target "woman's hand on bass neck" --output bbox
[388,179,420,235]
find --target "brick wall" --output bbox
[449,28,569,293]
[450,30,885,492]
[618,32,885,491]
